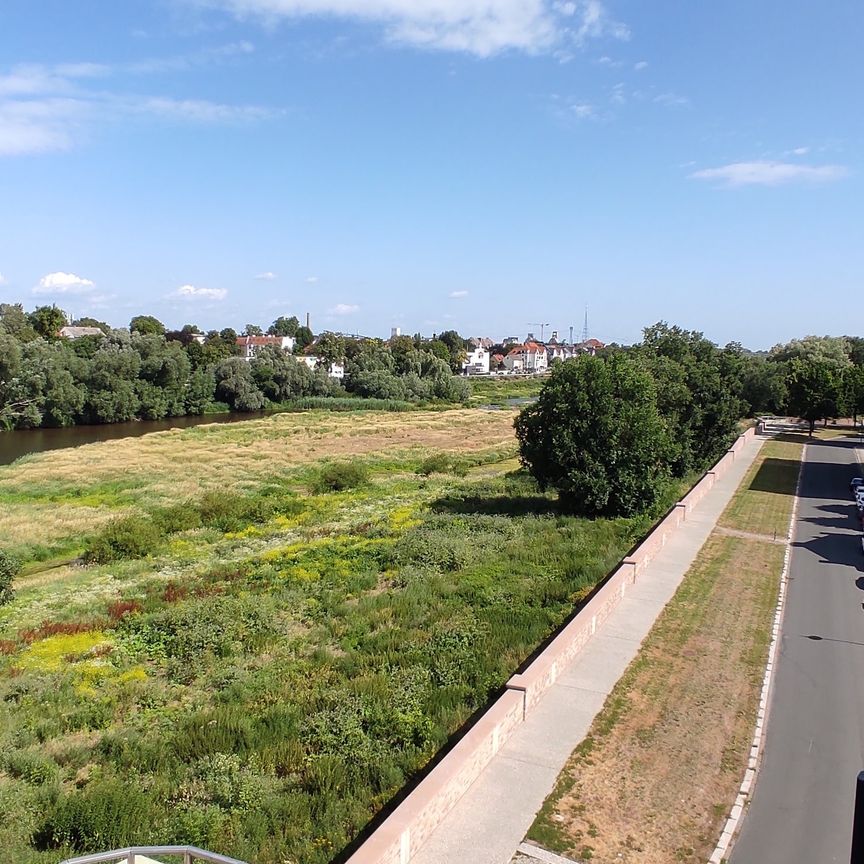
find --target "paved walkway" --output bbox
[411,434,766,864]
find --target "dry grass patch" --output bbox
[0,410,516,502]
[529,535,785,864]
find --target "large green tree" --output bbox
[28,305,67,340]
[786,358,841,435]
[129,315,166,336]
[515,354,672,517]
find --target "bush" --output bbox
[33,778,158,851]
[5,750,58,785]
[310,462,370,493]
[84,516,163,564]
[0,549,20,606]
[416,453,469,477]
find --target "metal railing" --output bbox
[59,846,249,864]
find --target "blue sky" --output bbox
[0,1,860,348]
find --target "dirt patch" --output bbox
[529,533,786,864]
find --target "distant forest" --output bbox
[0,305,472,430]
[1,303,863,434]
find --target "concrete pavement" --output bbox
[410,434,766,864]
[730,437,864,864]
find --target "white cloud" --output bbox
[570,102,595,119]
[201,0,628,57]
[653,91,688,107]
[0,51,273,157]
[448,289,469,298]
[305,275,319,283]
[634,59,648,70]
[690,160,849,187]
[175,283,228,300]
[255,271,277,280]
[790,146,810,156]
[135,97,272,123]
[0,272,6,286]
[330,303,359,315]
[33,271,95,294]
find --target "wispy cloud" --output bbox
[0,48,273,157]
[255,271,277,280]
[305,275,319,283]
[33,271,95,294]
[653,91,689,108]
[330,303,359,315]
[0,272,7,286]
[569,102,595,119]
[175,283,228,300]
[690,160,849,187]
[634,59,648,70]
[198,0,628,58]
[448,289,469,298]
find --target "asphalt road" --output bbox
[731,437,864,864]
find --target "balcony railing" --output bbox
[59,846,249,864]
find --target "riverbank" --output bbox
[0,405,695,864]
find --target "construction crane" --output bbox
[526,322,550,341]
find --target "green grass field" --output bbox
[0,409,686,864]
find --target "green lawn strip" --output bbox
[0,455,689,864]
[718,438,804,536]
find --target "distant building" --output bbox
[236,335,295,360]
[462,345,490,375]
[502,336,520,346]
[504,342,548,373]
[468,336,494,350]
[297,354,345,379]
[576,338,605,356]
[58,326,104,339]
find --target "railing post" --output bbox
[184,851,193,864]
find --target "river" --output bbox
[0,413,261,467]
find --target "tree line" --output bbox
[517,324,864,517]
[0,304,471,429]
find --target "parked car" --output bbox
[851,477,864,491]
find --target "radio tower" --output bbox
[581,306,589,343]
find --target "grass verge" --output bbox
[527,437,803,864]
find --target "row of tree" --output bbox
[517,326,864,517]
[0,304,471,428]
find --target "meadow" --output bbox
[0,408,685,864]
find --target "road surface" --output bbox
[731,437,864,863]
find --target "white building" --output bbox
[504,341,548,373]
[58,326,104,339]
[462,345,490,375]
[297,355,345,379]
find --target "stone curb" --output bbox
[707,440,806,864]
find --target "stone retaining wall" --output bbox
[345,427,757,864]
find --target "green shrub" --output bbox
[5,750,58,785]
[150,502,203,534]
[0,548,20,605]
[416,453,469,477]
[85,516,163,564]
[33,778,159,851]
[310,462,370,493]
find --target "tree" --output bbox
[0,303,38,341]
[769,336,851,370]
[786,358,841,435]
[515,354,672,517]
[28,305,67,340]
[315,332,346,365]
[129,315,166,336]
[437,329,468,373]
[73,316,110,332]
[214,358,266,411]
[635,322,744,476]
[243,324,263,336]
[268,316,299,337]
[294,325,314,350]
[842,365,864,426]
